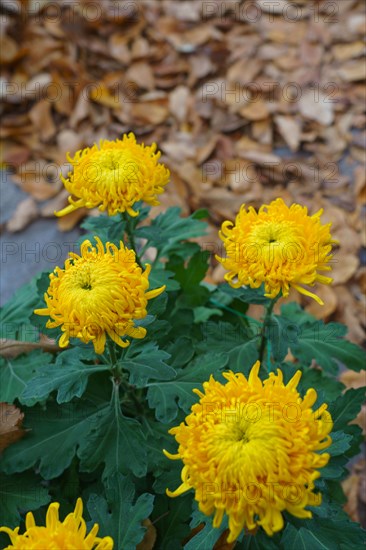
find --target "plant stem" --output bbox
[258,297,278,367]
[122,212,143,267]
[107,339,117,367]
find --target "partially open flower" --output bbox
[55,132,170,217]
[216,198,335,304]
[0,498,113,549]
[165,361,333,542]
[35,237,165,354]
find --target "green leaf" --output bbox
[267,315,290,363]
[87,473,154,550]
[0,400,101,479]
[152,494,192,549]
[289,322,366,374]
[193,306,223,323]
[298,367,345,402]
[147,353,228,422]
[136,207,207,257]
[281,523,330,550]
[168,251,210,292]
[146,291,168,317]
[236,531,280,549]
[192,208,209,220]
[120,341,175,387]
[21,347,108,404]
[0,278,40,340]
[280,302,317,325]
[328,387,366,431]
[219,284,271,306]
[199,321,259,372]
[184,522,222,549]
[282,517,366,550]
[78,390,147,479]
[324,431,352,457]
[142,417,176,472]
[0,472,50,527]
[148,266,180,292]
[166,336,195,369]
[185,510,228,550]
[0,351,52,404]
[80,213,125,245]
[320,456,348,480]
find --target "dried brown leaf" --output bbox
[6,197,39,233]
[136,519,156,550]
[0,339,60,359]
[0,403,26,454]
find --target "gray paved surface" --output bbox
[0,172,81,306]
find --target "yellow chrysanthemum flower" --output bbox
[35,237,165,354]
[0,498,113,549]
[216,198,335,305]
[164,361,333,543]
[55,132,170,217]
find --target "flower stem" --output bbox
[258,297,279,369]
[122,212,143,268]
[107,339,117,367]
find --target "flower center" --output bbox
[86,150,141,190]
[81,282,92,290]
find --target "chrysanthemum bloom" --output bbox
[216,198,335,304]
[164,361,333,542]
[0,498,113,549]
[55,132,170,217]
[35,237,165,354]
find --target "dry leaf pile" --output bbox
[2,0,365,340]
[1,0,365,340]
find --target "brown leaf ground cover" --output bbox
[1,0,365,524]
[1,0,365,340]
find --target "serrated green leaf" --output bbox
[267,315,290,363]
[80,213,125,245]
[323,431,352,457]
[289,322,366,373]
[328,387,366,431]
[87,473,154,550]
[78,402,147,479]
[168,251,210,292]
[147,267,180,291]
[0,472,50,527]
[28,273,61,340]
[199,321,259,372]
[280,302,317,325]
[219,284,271,306]
[142,417,176,472]
[166,337,195,369]
[184,521,222,550]
[136,207,207,257]
[298,367,345,402]
[0,351,52,404]
[282,517,366,550]
[120,341,175,387]
[0,400,101,479]
[320,456,348,480]
[146,291,168,317]
[0,278,39,340]
[21,348,108,404]
[236,531,280,549]
[147,353,228,422]
[281,523,330,550]
[152,494,192,549]
[185,510,228,550]
[193,306,223,323]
